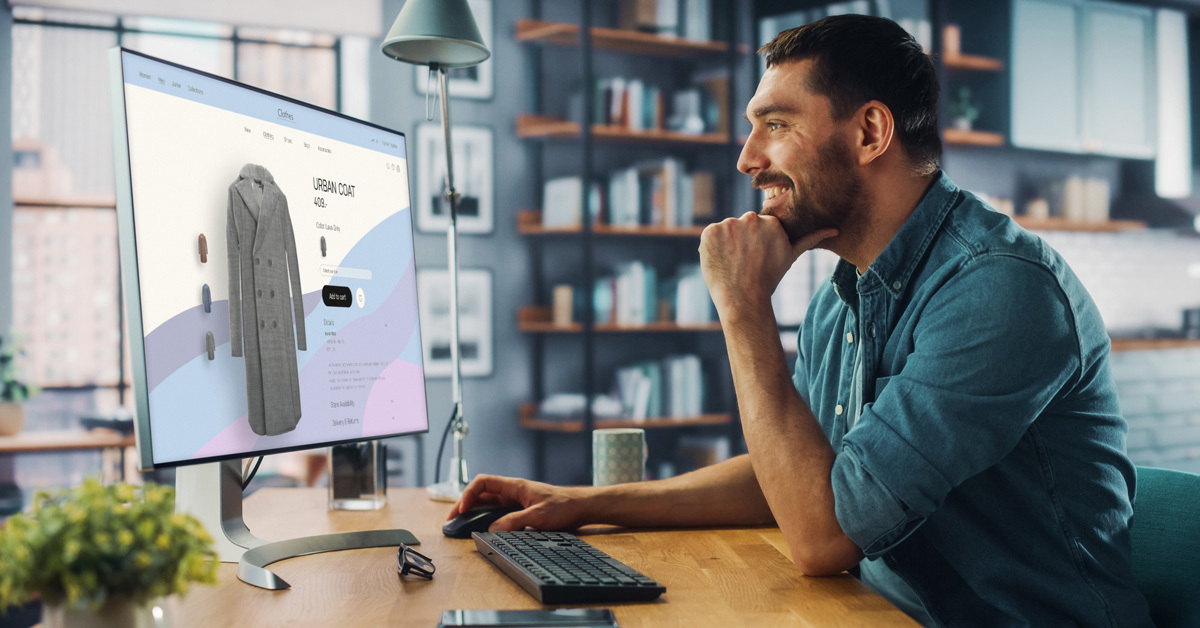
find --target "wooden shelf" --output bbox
[1110,338,1200,352]
[519,402,733,433]
[1015,217,1146,232]
[517,210,707,237]
[516,19,747,57]
[942,53,1004,72]
[518,114,730,146]
[942,128,1006,147]
[14,193,117,208]
[519,306,722,334]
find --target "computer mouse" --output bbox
[442,505,521,539]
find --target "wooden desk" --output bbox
[164,488,917,627]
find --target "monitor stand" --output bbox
[175,460,418,590]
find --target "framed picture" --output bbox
[415,123,494,234]
[413,0,493,100]
[417,268,493,378]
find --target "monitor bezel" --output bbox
[109,47,428,471]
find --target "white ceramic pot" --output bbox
[42,597,169,628]
[0,402,24,436]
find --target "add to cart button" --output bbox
[322,285,353,308]
[320,265,372,280]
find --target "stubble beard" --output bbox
[766,137,864,245]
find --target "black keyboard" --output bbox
[472,531,666,605]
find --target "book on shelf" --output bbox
[589,263,714,326]
[606,159,714,229]
[542,176,602,228]
[582,75,726,136]
[619,0,714,39]
[614,354,705,420]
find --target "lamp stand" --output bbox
[427,65,469,503]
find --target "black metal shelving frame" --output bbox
[523,0,747,482]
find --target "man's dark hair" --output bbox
[759,15,942,175]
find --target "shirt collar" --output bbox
[831,171,959,305]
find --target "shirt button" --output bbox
[892,280,902,290]
[835,404,844,416]
[255,258,260,265]
[846,332,854,343]
[257,290,262,297]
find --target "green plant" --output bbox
[0,335,37,402]
[948,86,982,123]
[0,480,218,611]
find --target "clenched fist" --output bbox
[699,211,837,315]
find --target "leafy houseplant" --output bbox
[947,86,982,131]
[0,335,37,435]
[0,480,218,623]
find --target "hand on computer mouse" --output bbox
[447,474,591,533]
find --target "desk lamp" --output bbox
[381,0,490,502]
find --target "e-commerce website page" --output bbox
[120,53,427,465]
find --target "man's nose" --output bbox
[737,130,766,175]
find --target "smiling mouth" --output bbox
[761,185,792,211]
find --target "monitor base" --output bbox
[175,460,420,590]
[175,460,269,563]
[426,480,463,503]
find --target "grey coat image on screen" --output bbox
[227,163,307,436]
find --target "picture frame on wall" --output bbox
[415,123,494,234]
[416,268,493,378]
[413,0,493,100]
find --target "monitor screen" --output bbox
[111,48,428,469]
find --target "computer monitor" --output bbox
[108,48,429,589]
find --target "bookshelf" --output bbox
[942,128,1005,147]
[519,0,744,482]
[520,403,733,433]
[516,18,741,57]
[518,115,730,146]
[518,306,723,334]
[517,210,707,238]
[1015,217,1146,232]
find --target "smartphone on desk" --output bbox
[438,609,617,628]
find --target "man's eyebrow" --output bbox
[744,103,799,121]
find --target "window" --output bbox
[10,9,344,433]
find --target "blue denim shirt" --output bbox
[794,173,1152,627]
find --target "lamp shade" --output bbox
[380,0,491,68]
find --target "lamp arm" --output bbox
[437,65,468,491]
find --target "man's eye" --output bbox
[767,122,783,132]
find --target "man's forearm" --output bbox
[720,303,862,575]
[580,454,774,528]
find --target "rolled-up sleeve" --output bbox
[831,255,1081,557]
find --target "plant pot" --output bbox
[953,116,974,132]
[0,402,24,436]
[42,596,169,628]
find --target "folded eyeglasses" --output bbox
[397,543,435,579]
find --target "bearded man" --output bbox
[449,15,1152,627]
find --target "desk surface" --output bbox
[165,488,916,628]
[0,429,135,453]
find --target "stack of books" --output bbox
[591,263,715,326]
[614,354,705,420]
[540,163,715,230]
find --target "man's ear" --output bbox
[854,100,894,166]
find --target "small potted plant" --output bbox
[0,334,38,436]
[0,479,218,628]
[948,86,982,131]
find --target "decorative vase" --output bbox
[953,116,973,132]
[0,402,24,436]
[41,596,169,628]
